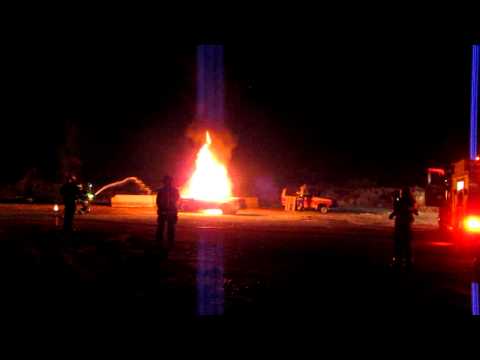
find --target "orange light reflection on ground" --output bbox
[200,209,223,216]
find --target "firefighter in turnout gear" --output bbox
[156,175,180,252]
[60,175,80,233]
[389,187,418,268]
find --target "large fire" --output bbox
[181,131,233,203]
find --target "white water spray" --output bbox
[94,177,152,197]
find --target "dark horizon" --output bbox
[2,23,479,192]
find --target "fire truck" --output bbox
[426,159,480,292]
[425,45,480,310]
[426,159,480,243]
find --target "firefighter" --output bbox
[391,190,401,214]
[298,184,309,197]
[77,183,93,214]
[60,175,80,233]
[156,175,180,253]
[296,184,310,210]
[389,186,418,268]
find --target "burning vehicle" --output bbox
[96,132,244,215]
[180,131,241,215]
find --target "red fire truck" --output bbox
[426,159,480,290]
[426,159,480,246]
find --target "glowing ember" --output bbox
[201,209,223,215]
[182,131,232,203]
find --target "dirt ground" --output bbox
[0,204,477,322]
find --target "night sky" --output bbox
[1,17,479,193]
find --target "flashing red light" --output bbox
[476,156,480,161]
[427,168,445,176]
[464,215,480,233]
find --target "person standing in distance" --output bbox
[156,175,180,253]
[60,175,80,233]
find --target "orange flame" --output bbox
[182,131,232,202]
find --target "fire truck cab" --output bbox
[427,159,480,282]
[426,159,480,238]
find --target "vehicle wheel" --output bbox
[318,205,328,214]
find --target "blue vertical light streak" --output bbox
[472,281,479,316]
[195,46,226,315]
[196,231,225,316]
[469,45,479,160]
[214,46,225,125]
[197,47,206,121]
[196,44,225,127]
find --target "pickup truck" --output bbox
[281,186,337,213]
